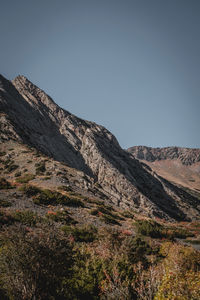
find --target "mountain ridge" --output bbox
[127,145,200,165]
[128,145,200,191]
[1,74,200,221]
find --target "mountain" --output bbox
[127,146,200,191]
[1,74,200,221]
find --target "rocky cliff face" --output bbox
[127,146,200,165]
[1,74,200,221]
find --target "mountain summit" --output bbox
[0,74,200,221]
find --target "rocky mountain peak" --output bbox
[12,75,60,113]
[1,74,200,221]
[13,74,29,83]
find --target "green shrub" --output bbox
[61,225,72,235]
[0,151,6,156]
[171,227,194,239]
[91,205,123,225]
[102,214,121,226]
[16,174,35,183]
[43,176,51,180]
[134,220,164,238]
[19,184,42,196]
[12,210,40,226]
[3,159,13,166]
[35,161,46,175]
[0,199,11,207]
[185,239,200,245]
[63,249,104,299]
[126,236,152,264]
[0,210,15,226]
[63,197,85,207]
[33,189,85,207]
[63,225,98,242]
[121,211,134,219]
[14,171,21,177]
[58,185,73,192]
[86,198,103,205]
[0,178,13,190]
[45,171,52,176]
[6,164,18,172]
[91,206,113,216]
[46,210,76,225]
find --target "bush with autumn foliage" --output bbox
[0,210,200,299]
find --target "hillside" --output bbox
[1,74,200,299]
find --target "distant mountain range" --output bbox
[0,74,200,221]
[127,146,200,191]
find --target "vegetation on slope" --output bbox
[0,141,200,299]
[0,206,200,299]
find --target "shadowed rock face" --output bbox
[1,74,200,221]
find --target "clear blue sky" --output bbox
[1,0,200,149]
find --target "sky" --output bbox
[1,0,200,149]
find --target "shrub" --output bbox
[16,174,35,183]
[121,210,134,219]
[155,243,200,299]
[6,164,18,172]
[91,205,123,225]
[0,210,15,227]
[185,239,200,245]
[46,210,76,225]
[171,227,194,239]
[35,161,46,175]
[102,214,121,226]
[65,250,104,299]
[63,197,85,207]
[0,151,6,156]
[0,199,11,207]
[33,189,85,207]
[19,184,42,196]
[14,171,21,177]
[126,236,152,264]
[134,220,164,238]
[43,176,51,180]
[0,178,13,190]
[58,185,73,192]
[12,210,40,226]
[45,171,52,176]
[3,159,13,166]
[63,225,97,243]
